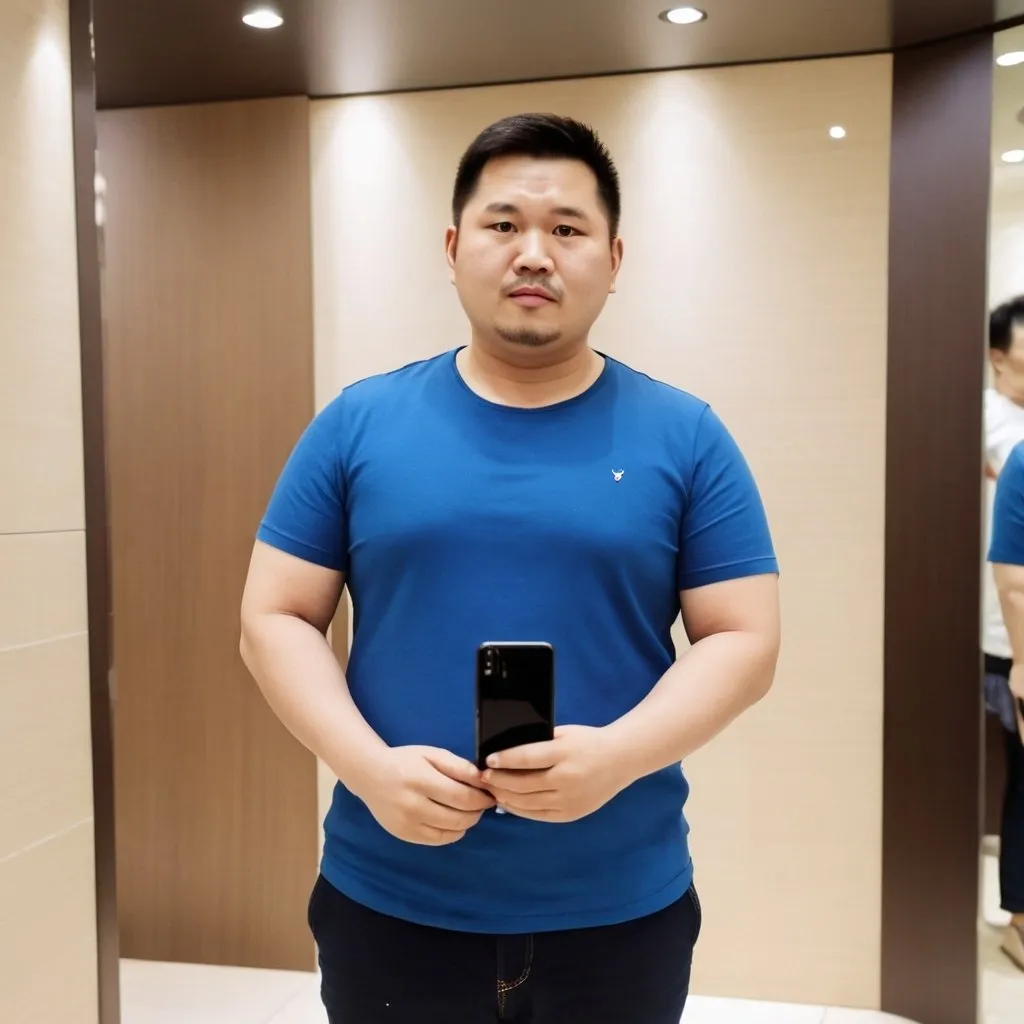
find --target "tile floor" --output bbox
[118,857,1024,1024]
[980,852,1024,1024]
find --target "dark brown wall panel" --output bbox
[69,0,120,1020]
[98,96,317,970]
[891,0,994,47]
[883,34,991,1024]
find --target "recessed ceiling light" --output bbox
[997,51,1024,67]
[660,7,707,25]
[829,126,847,140]
[1002,150,1024,164]
[242,6,283,29]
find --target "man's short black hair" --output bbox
[991,297,1024,352]
[452,113,621,238]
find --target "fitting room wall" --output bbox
[0,1,98,1020]
[97,96,319,971]
[990,168,1024,307]
[311,54,891,1009]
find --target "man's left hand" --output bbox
[482,725,633,823]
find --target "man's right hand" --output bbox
[356,746,496,846]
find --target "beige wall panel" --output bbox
[0,633,92,862]
[0,820,98,1024]
[311,54,890,1007]
[0,530,88,651]
[0,1,95,1021]
[990,168,1024,307]
[0,0,85,535]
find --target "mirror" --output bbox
[981,23,1024,1024]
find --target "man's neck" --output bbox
[457,342,604,409]
[995,381,1024,410]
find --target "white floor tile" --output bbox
[267,977,327,1024]
[120,959,312,1024]
[682,995,824,1023]
[823,1010,919,1023]
[980,918,1024,1021]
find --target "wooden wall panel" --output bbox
[98,96,318,970]
[882,34,991,1024]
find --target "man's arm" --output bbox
[240,542,494,841]
[239,541,388,797]
[995,562,1024,666]
[602,574,781,779]
[483,573,780,820]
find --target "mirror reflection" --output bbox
[982,23,1024,1022]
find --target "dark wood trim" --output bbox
[69,1,120,1022]
[882,33,991,1024]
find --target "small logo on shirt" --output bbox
[612,469,625,482]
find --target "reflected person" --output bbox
[983,298,1024,972]
[988,437,1024,971]
[240,114,781,1023]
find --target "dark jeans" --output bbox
[988,656,1024,913]
[308,874,700,1023]
[1002,722,1024,913]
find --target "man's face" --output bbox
[446,155,623,355]
[992,323,1024,402]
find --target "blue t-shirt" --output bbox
[257,348,778,933]
[991,440,1024,567]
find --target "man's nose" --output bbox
[512,231,554,276]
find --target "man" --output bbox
[984,299,1024,972]
[983,301,1024,747]
[240,113,780,1023]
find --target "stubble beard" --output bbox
[495,325,563,348]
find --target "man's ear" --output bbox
[445,226,458,281]
[609,236,624,295]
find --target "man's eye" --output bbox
[491,221,515,233]
[554,225,579,237]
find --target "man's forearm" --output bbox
[998,583,1024,666]
[603,630,778,782]
[240,612,387,798]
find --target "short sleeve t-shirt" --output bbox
[982,390,1024,657]
[991,440,1024,568]
[258,349,778,933]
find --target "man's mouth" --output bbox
[508,286,556,306]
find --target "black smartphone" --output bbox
[475,642,555,770]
